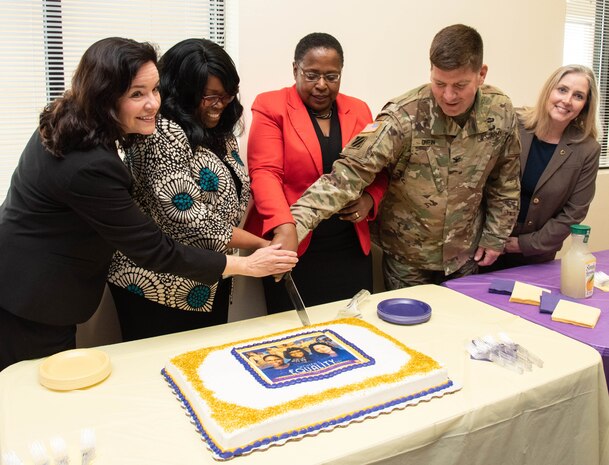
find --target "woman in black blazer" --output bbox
[493,64,601,269]
[0,37,297,371]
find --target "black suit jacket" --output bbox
[0,131,226,325]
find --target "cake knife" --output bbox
[283,272,311,326]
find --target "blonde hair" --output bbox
[519,64,599,142]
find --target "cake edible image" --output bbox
[162,318,460,460]
[233,329,374,387]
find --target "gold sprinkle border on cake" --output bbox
[171,318,440,432]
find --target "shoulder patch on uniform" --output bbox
[350,135,367,149]
[360,121,384,133]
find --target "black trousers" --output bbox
[263,229,372,314]
[0,306,76,372]
[108,278,231,342]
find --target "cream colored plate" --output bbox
[39,348,111,391]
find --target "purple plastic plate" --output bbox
[377,298,432,325]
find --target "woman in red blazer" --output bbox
[245,33,388,313]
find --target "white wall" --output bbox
[232,0,565,129]
[559,170,609,258]
[81,0,598,344]
[226,0,567,320]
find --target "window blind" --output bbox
[564,0,609,167]
[0,0,225,203]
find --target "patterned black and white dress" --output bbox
[108,117,249,313]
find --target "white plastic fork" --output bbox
[1,451,24,465]
[80,427,96,465]
[28,440,50,465]
[49,436,70,465]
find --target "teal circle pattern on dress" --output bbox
[198,167,219,191]
[187,285,211,308]
[126,283,145,297]
[172,192,194,211]
[231,150,244,166]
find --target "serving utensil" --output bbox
[283,272,311,326]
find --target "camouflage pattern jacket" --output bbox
[291,84,521,274]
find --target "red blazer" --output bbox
[244,85,388,256]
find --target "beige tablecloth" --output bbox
[1,285,608,464]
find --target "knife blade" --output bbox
[283,272,311,326]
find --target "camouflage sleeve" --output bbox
[479,111,521,251]
[290,108,411,242]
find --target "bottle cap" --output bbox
[570,224,591,235]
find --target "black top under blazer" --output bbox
[0,131,226,325]
[515,121,601,262]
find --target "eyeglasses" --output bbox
[297,63,341,84]
[201,94,236,107]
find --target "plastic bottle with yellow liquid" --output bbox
[560,224,596,298]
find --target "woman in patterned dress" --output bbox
[108,38,269,340]
[0,38,296,370]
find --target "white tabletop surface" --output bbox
[1,285,608,465]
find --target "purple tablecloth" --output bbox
[444,249,609,387]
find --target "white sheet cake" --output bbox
[162,318,460,460]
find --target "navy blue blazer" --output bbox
[0,131,226,325]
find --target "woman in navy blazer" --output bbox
[493,64,600,269]
[0,38,297,371]
[245,33,388,312]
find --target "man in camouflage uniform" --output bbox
[288,24,521,289]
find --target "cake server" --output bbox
[283,272,311,326]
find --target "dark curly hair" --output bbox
[294,32,344,66]
[39,37,158,157]
[283,347,310,361]
[158,38,243,158]
[308,342,337,356]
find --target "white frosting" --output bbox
[202,324,408,408]
[165,321,457,456]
